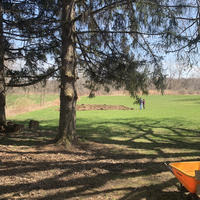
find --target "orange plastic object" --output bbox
[169,161,200,193]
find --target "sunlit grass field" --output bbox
[8,94,200,156]
[76,95,200,157]
[8,94,200,132]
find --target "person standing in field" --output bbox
[143,99,145,109]
[140,98,143,110]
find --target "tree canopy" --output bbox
[2,0,192,94]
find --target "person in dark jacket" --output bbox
[143,99,145,109]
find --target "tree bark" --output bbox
[55,0,78,147]
[0,0,6,126]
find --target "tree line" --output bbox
[6,75,200,97]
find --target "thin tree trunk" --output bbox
[0,0,6,126]
[55,0,78,147]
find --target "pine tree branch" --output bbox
[139,1,197,8]
[6,66,61,87]
[71,0,137,24]
[76,30,165,35]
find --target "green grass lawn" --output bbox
[8,94,200,131]
[76,95,200,156]
[8,94,200,152]
[4,94,200,200]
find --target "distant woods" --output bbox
[5,76,200,97]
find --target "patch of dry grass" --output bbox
[6,99,60,117]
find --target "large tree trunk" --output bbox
[0,0,6,127]
[55,0,78,147]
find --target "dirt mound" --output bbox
[76,104,134,111]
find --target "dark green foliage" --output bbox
[3,0,61,87]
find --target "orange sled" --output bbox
[166,161,200,200]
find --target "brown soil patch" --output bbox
[76,104,135,111]
[0,130,181,200]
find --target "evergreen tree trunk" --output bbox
[0,0,6,126]
[55,0,78,147]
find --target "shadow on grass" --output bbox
[0,116,200,200]
[77,117,200,152]
[9,118,59,130]
[174,96,200,104]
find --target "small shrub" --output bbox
[196,90,200,94]
[188,89,195,95]
[178,88,187,95]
